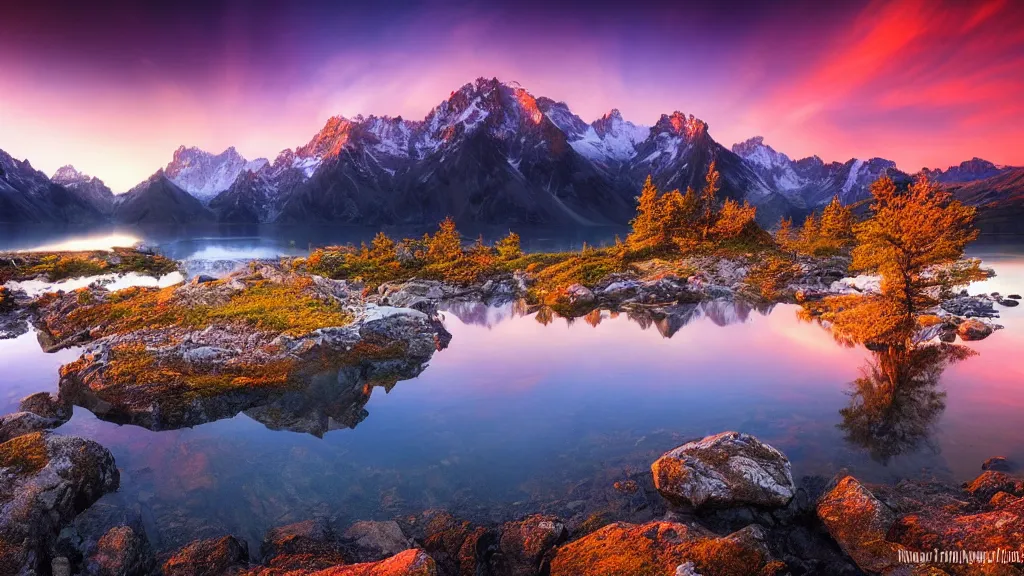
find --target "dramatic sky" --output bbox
[2,0,1022,192]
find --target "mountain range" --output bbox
[1,77,1020,230]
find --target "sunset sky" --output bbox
[2,0,1022,192]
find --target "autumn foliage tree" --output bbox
[626,162,764,254]
[804,176,986,346]
[426,216,463,263]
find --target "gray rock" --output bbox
[0,411,63,443]
[563,283,595,306]
[19,392,71,421]
[651,431,795,509]
[0,433,120,575]
[999,298,1019,307]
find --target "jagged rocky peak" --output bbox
[296,116,360,159]
[653,111,708,141]
[163,145,268,203]
[731,137,793,170]
[923,157,1008,183]
[536,97,589,137]
[51,165,91,185]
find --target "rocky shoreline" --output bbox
[5,426,1020,575]
[1,247,1019,575]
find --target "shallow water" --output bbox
[1,228,1022,554]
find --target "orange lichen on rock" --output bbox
[308,549,437,576]
[549,521,781,576]
[0,431,49,477]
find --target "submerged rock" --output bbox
[342,520,414,563]
[0,432,120,575]
[651,431,795,509]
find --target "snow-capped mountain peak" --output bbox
[164,146,268,203]
[731,137,807,192]
[51,165,91,185]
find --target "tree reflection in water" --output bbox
[839,343,976,464]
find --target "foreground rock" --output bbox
[259,518,349,572]
[549,521,785,576]
[34,265,451,432]
[162,536,249,576]
[818,469,1024,576]
[651,431,795,509]
[816,476,905,574]
[84,525,155,576]
[0,432,120,575]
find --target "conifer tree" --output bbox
[427,217,463,263]
[699,162,720,240]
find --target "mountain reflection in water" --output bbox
[439,298,775,336]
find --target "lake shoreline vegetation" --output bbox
[1,166,1021,576]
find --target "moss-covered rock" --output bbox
[0,432,120,575]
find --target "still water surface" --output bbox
[0,226,1021,553]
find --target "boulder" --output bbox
[0,433,120,576]
[816,476,904,575]
[549,521,784,576]
[489,515,567,576]
[260,518,349,571]
[998,298,1019,307]
[962,470,1024,501]
[85,525,154,576]
[19,392,72,421]
[563,283,595,306]
[162,536,249,576]
[981,457,1016,473]
[651,432,795,509]
[0,411,61,443]
[399,511,493,576]
[957,319,994,341]
[342,520,414,563]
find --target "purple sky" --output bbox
[2,0,1022,191]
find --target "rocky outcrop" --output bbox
[816,467,1024,576]
[651,432,795,509]
[38,265,451,432]
[549,521,785,576]
[162,535,250,576]
[0,432,120,575]
[816,476,904,574]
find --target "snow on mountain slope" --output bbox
[164,146,269,203]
